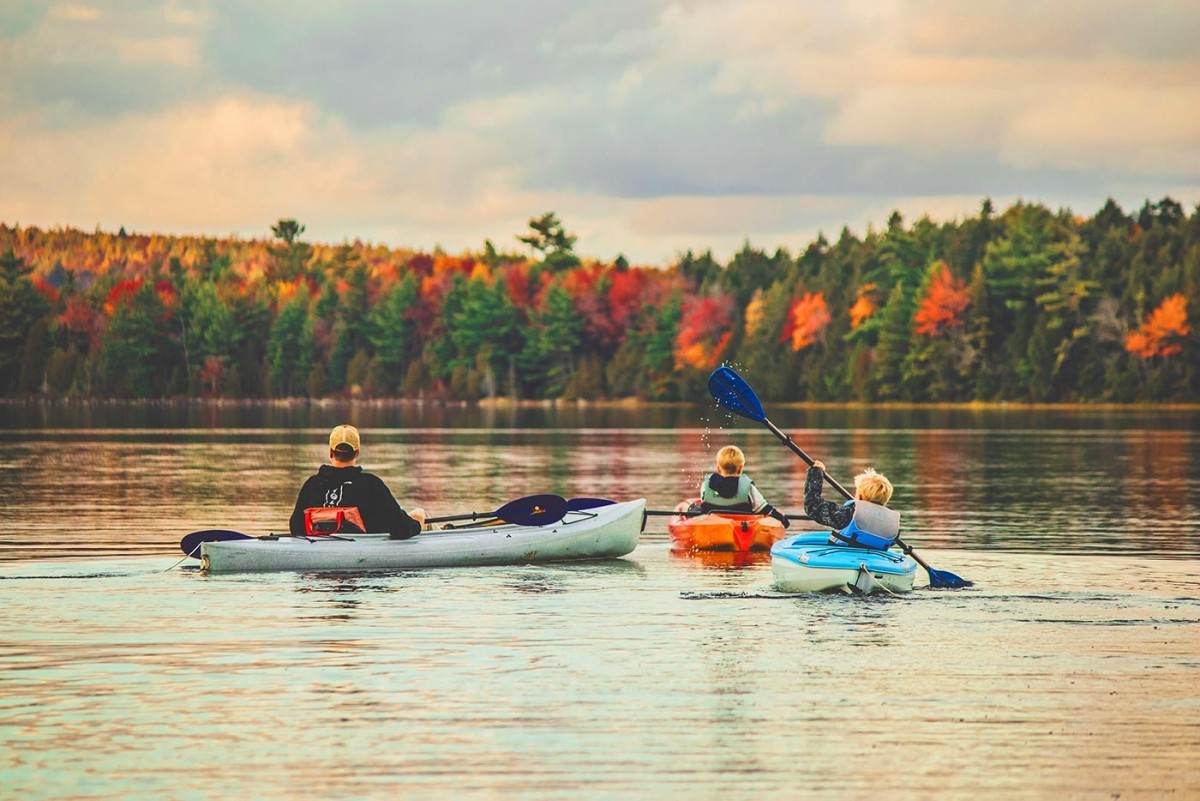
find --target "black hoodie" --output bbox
[288,464,421,539]
[701,472,790,529]
[707,473,745,499]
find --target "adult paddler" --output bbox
[288,424,426,539]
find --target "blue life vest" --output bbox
[830,500,900,550]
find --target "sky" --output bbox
[1,0,1198,266]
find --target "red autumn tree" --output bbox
[503,261,536,310]
[406,253,435,277]
[1126,294,1190,358]
[780,292,831,351]
[608,268,655,331]
[675,294,735,369]
[60,296,104,349]
[913,263,970,336]
[103,278,144,315]
[154,278,177,309]
[560,263,622,349]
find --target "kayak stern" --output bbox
[770,532,917,594]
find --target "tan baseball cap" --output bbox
[329,424,361,455]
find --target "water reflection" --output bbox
[668,550,772,570]
[5,398,1200,432]
[1,411,1199,563]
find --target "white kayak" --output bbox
[200,498,646,574]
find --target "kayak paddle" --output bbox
[179,529,253,556]
[644,509,810,520]
[177,528,357,556]
[424,494,569,527]
[565,497,616,511]
[706,365,972,589]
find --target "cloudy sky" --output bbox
[1,1,1198,265]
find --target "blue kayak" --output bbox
[770,532,918,594]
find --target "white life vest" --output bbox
[831,500,900,550]
[700,474,754,512]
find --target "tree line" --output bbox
[0,200,1196,404]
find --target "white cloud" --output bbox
[648,0,1200,174]
[1,0,1198,264]
[47,3,101,23]
[0,94,364,233]
[1001,85,1200,175]
[14,2,205,69]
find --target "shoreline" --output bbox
[2,396,1199,412]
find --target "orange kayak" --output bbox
[668,499,788,552]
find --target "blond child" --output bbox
[698,445,790,528]
[804,459,894,540]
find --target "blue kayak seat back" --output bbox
[831,500,900,550]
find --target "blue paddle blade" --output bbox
[495,494,568,526]
[180,529,251,557]
[566,497,616,511]
[707,367,766,423]
[926,567,973,589]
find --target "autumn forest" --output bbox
[0,199,1196,404]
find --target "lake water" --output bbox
[2,402,1198,799]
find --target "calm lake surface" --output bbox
[2,401,1198,799]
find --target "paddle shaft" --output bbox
[644,509,810,520]
[424,494,567,526]
[896,537,937,572]
[761,418,854,501]
[426,511,506,524]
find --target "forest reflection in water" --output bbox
[1,400,1197,561]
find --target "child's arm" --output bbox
[748,483,790,528]
[804,466,854,530]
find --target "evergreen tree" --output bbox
[451,277,523,398]
[0,249,51,394]
[642,294,683,400]
[269,218,311,281]
[523,283,583,397]
[1033,231,1098,399]
[325,265,372,391]
[18,317,51,394]
[518,212,580,272]
[869,282,910,400]
[267,293,312,397]
[97,281,178,398]
[367,274,419,393]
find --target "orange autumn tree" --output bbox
[848,283,878,329]
[1126,294,1190,358]
[675,294,735,369]
[780,292,830,351]
[913,262,970,336]
[743,289,764,337]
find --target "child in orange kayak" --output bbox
[698,445,790,528]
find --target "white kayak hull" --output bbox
[771,532,917,594]
[201,499,646,574]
